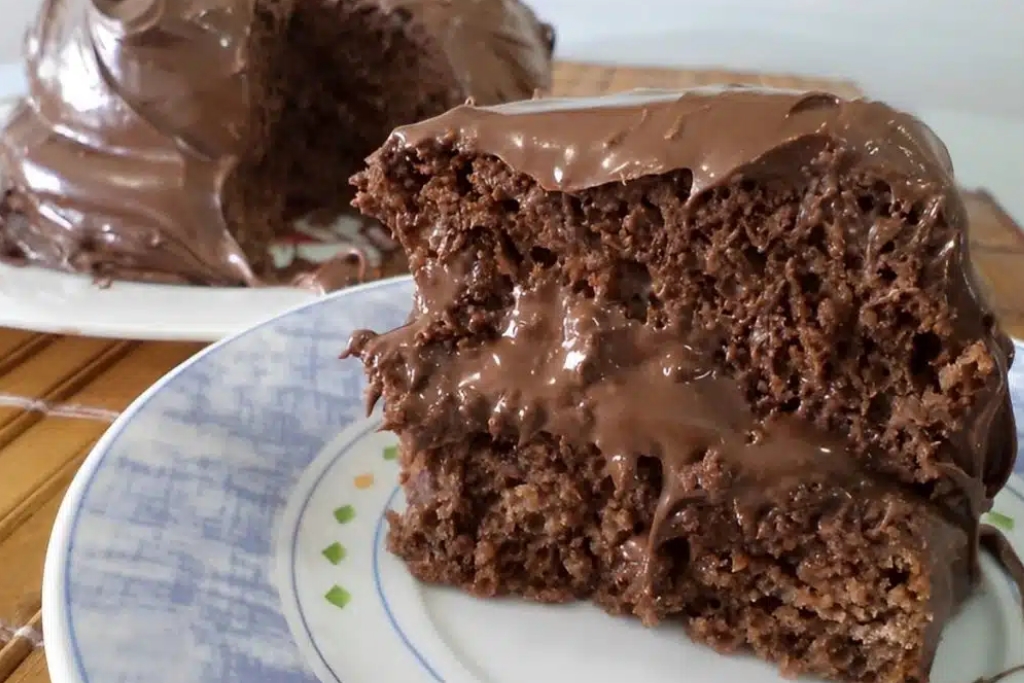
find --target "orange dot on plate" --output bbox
[354,473,375,489]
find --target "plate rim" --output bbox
[0,264,412,343]
[39,276,1024,683]
[39,276,412,683]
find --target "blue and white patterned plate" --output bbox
[41,277,1024,683]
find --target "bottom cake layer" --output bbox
[387,434,972,683]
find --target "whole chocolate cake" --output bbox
[0,0,554,288]
[345,89,1019,683]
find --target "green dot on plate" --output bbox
[987,510,1015,531]
[383,445,399,461]
[325,585,351,609]
[333,505,356,524]
[322,542,346,564]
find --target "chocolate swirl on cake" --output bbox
[0,0,554,288]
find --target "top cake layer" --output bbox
[0,0,553,285]
[390,87,955,194]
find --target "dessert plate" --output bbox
[0,261,319,341]
[42,278,1024,683]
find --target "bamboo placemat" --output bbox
[0,62,1022,683]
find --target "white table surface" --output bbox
[0,0,1022,224]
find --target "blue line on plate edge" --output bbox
[290,418,374,683]
[373,485,444,682]
[287,418,445,683]
[61,279,411,683]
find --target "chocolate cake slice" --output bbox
[345,89,1017,683]
[0,0,554,288]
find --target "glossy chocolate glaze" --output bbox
[0,0,553,287]
[392,87,956,195]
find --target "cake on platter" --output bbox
[345,88,1020,683]
[0,0,554,291]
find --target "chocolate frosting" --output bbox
[0,0,261,285]
[391,87,956,195]
[353,278,899,537]
[379,0,555,106]
[351,88,1021,674]
[0,0,553,287]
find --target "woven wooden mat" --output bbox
[0,62,1021,683]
